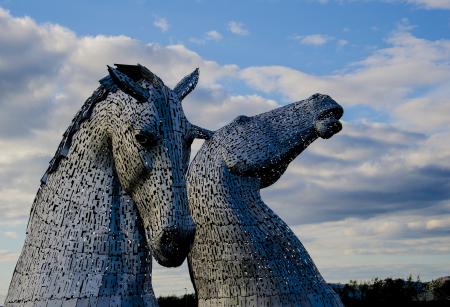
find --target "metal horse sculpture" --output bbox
[187,94,344,306]
[6,64,211,306]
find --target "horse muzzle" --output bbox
[315,106,343,139]
[151,222,196,267]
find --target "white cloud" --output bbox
[0,250,19,263]
[228,20,249,36]
[337,39,349,46]
[0,8,77,137]
[153,16,169,32]
[289,212,450,281]
[206,30,223,41]
[293,34,349,47]
[294,34,332,46]
[189,30,223,45]
[2,231,17,239]
[186,94,278,129]
[242,27,450,131]
[188,36,205,45]
[426,218,450,230]
[394,84,450,132]
[310,0,450,9]
[406,0,450,9]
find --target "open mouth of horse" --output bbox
[315,106,344,139]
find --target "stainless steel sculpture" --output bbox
[6,64,211,306]
[187,94,344,306]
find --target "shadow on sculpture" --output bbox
[6,64,211,306]
[187,93,344,306]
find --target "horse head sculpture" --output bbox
[187,93,344,306]
[6,64,210,306]
[220,93,343,188]
[105,64,211,266]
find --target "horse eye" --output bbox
[135,131,157,146]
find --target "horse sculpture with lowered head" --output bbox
[187,93,344,306]
[6,64,211,306]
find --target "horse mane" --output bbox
[40,64,159,184]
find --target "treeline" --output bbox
[332,276,450,306]
[158,294,196,307]
[158,276,450,307]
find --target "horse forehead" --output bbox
[216,117,274,150]
[253,101,315,131]
[157,101,189,133]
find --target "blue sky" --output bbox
[5,0,450,73]
[0,0,450,302]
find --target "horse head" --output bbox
[218,93,343,188]
[106,64,211,266]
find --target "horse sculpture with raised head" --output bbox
[6,64,211,306]
[187,93,344,306]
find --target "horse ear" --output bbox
[137,64,164,87]
[107,65,150,102]
[173,68,199,101]
[191,124,214,140]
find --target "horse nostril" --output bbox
[331,121,342,133]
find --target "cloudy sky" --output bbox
[0,0,450,302]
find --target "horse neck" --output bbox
[30,101,151,257]
[17,106,154,300]
[188,144,263,210]
[43,109,115,204]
